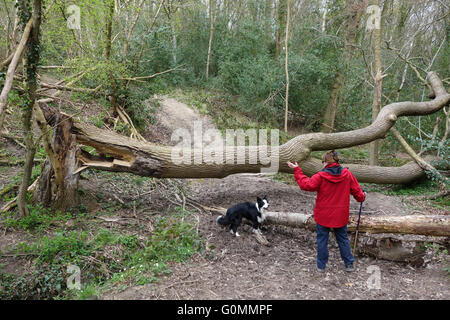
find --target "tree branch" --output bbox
[0,18,33,132]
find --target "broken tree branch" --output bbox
[390,126,449,188]
[0,18,33,131]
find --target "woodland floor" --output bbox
[104,94,449,300]
[0,91,449,300]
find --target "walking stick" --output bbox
[352,200,363,256]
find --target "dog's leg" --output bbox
[230,229,240,237]
[252,221,262,235]
[230,224,240,237]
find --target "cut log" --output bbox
[210,206,448,261]
[263,211,450,237]
[354,233,432,265]
[206,205,449,237]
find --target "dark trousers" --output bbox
[316,223,354,269]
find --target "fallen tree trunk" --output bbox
[207,204,450,237]
[35,72,448,211]
[210,206,448,262]
[262,211,450,237]
[37,72,449,185]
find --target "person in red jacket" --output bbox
[287,150,365,273]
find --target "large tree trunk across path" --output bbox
[38,71,449,184]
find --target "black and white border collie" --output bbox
[216,196,269,237]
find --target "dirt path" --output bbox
[146,94,222,148]
[103,95,449,300]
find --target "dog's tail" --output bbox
[216,214,230,226]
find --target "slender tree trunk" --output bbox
[105,0,113,60]
[369,0,387,166]
[170,23,177,65]
[264,0,272,49]
[283,0,290,133]
[322,73,344,133]
[8,3,20,56]
[105,0,117,115]
[275,0,286,58]
[0,18,33,132]
[17,0,41,217]
[321,0,328,33]
[206,0,215,79]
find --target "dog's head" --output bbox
[257,195,269,211]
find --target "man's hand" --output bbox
[286,161,299,169]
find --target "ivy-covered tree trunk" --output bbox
[17,0,41,217]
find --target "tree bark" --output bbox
[262,211,450,237]
[17,0,41,217]
[35,104,81,210]
[369,0,388,166]
[205,0,215,79]
[283,0,290,133]
[321,0,364,133]
[37,72,449,184]
[275,0,286,58]
[321,72,343,133]
[105,0,118,115]
[321,0,328,33]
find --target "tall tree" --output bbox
[206,0,215,79]
[275,0,287,58]
[369,0,388,166]
[105,0,118,115]
[321,0,328,33]
[17,0,41,217]
[321,0,365,133]
[283,0,290,133]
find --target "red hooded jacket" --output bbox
[294,163,365,228]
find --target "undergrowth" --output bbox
[0,207,203,300]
